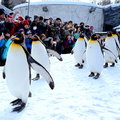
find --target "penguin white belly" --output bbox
[86,42,104,73]
[104,38,117,62]
[31,41,50,72]
[74,40,86,64]
[5,43,29,103]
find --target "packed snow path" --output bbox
[0,54,120,120]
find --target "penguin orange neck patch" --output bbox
[10,43,22,51]
[89,39,97,43]
[32,41,40,44]
[11,43,21,47]
[112,34,117,36]
[78,38,84,41]
[107,36,112,38]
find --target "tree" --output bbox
[114,0,120,3]
[91,0,97,4]
[1,0,27,10]
[1,0,13,10]
[97,0,111,6]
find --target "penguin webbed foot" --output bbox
[93,73,100,79]
[115,60,117,63]
[28,91,32,97]
[118,56,120,60]
[59,58,63,61]
[110,63,115,67]
[82,60,84,63]
[103,63,108,68]
[88,72,94,77]
[75,63,80,67]
[10,99,22,106]
[32,74,40,81]
[12,102,26,113]
[49,82,54,90]
[79,64,83,69]
[2,72,6,79]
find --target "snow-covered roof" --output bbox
[113,25,120,30]
[13,1,103,10]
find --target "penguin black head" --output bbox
[79,33,84,38]
[112,30,117,34]
[107,32,112,37]
[32,35,40,41]
[13,32,24,44]
[91,34,97,40]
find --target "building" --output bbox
[13,1,104,32]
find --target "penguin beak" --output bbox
[10,35,16,39]
[14,37,20,40]
[11,36,20,41]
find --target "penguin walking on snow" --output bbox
[31,35,50,80]
[104,32,118,68]
[86,34,104,79]
[112,30,120,59]
[5,33,54,112]
[31,35,63,80]
[73,33,87,69]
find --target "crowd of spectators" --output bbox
[0,8,94,59]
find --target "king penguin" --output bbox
[104,32,118,68]
[5,33,54,112]
[112,30,120,59]
[73,33,87,69]
[86,34,104,79]
[31,35,50,80]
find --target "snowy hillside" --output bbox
[0,54,120,120]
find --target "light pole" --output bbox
[27,0,30,16]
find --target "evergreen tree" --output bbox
[1,0,13,10]
[1,0,27,10]
[97,0,111,6]
[114,0,120,3]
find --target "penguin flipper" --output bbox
[29,57,54,89]
[2,67,6,79]
[22,46,55,90]
[71,49,74,54]
[103,47,117,62]
[47,49,63,61]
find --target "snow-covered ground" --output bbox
[0,54,120,120]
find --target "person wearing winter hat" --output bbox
[31,15,39,34]
[25,30,32,53]
[25,15,31,25]
[25,15,31,20]
[22,20,30,35]
[17,16,24,22]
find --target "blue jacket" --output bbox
[0,39,6,47]
[25,38,32,53]
[1,39,12,60]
